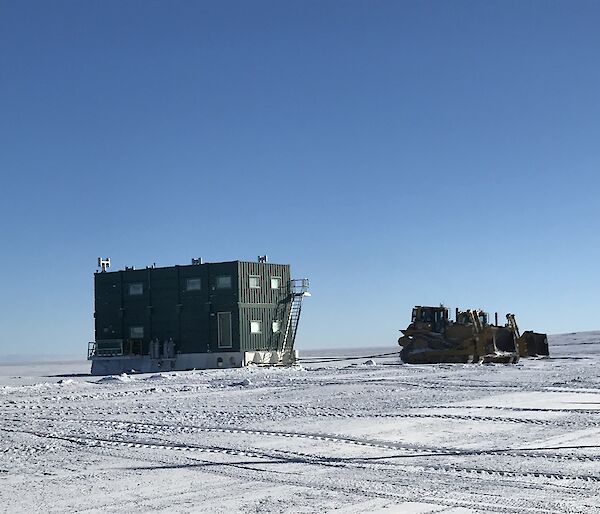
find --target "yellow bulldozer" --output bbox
[398,306,548,364]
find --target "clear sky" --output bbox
[1,1,599,358]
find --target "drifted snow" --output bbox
[97,373,132,384]
[1,332,599,513]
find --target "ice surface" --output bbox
[1,334,599,513]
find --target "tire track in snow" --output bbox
[7,399,598,429]
[17,416,600,465]
[2,426,579,513]
[54,435,600,506]
[0,444,56,457]
[1,424,591,513]
[24,416,416,452]
[0,425,355,470]
[405,404,600,414]
[76,444,561,514]
[4,394,599,420]
[9,401,592,428]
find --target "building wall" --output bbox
[95,261,241,354]
[94,271,124,342]
[203,261,240,353]
[177,264,210,353]
[237,262,291,352]
[237,261,291,304]
[238,304,289,352]
[94,260,292,356]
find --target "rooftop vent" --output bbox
[191,257,203,265]
[258,255,268,263]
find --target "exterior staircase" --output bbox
[281,278,310,356]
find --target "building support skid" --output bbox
[90,349,299,375]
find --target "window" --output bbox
[216,275,231,289]
[186,278,202,291]
[249,275,260,289]
[130,326,144,338]
[272,320,282,333]
[270,276,281,289]
[128,283,143,296]
[250,320,262,334]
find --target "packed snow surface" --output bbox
[1,332,600,513]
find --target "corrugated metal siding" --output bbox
[237,262,292,352]
[238,262,291,304]
[238,304,291,352]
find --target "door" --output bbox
[217,312,232,349]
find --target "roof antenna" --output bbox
[98,257,111,273]
[258,255,268,263]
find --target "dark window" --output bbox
[216,275,232,289]
[128,283,143,295]
[130,326,144,338]
[186,278,202,291]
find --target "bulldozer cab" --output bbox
[411,306,448,333]
[456,310,489,328]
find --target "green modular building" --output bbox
[88,258,309,375]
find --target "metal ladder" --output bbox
[281,279,310,355]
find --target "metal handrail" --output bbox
[291,278,310,295]
[88,339,144,359]
[88,340,123,359]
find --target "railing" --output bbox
[87,339,143,359]
[291,278,310,296]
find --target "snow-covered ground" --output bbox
[1,332,600,513]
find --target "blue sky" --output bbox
[1,1,599,357]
